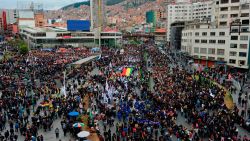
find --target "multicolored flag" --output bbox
[121,68,133,77]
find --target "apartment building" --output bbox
[166,1,213,42]
[181,0,250,69]
[182,21,230,67]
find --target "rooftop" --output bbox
[24,26,68,33]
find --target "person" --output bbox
[55,128,59,138]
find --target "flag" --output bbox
[121,68,133,77]
[89,108,93,119]
[109,62,112,68]
[139,68,144,80]
[105,80,109,92]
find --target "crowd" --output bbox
[86,44,250,141]
[0,42,249,141]
[0,47,92,141]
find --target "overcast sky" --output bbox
[0,0,88,10]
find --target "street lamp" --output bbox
[63,71,66,97]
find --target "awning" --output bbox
[71,55,100,65]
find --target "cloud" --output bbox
[0,0,88,10]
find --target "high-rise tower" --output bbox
[91,0,105,30]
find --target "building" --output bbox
[182,21,229,67]
[166,1,213,42]
[35,12,46,27]
[170,21,186,50]
[91,0,105,30]
[154,28,166,44]
[181,0,250,69]
[2,11,7,31]
[0,9,18,25]
[19,26,122,48]
[18,10,35,28]
[0,16,3,32]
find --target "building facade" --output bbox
[20,27,122,48]
[18,10,36,28]
[181,0,250,69]
[182,21,230,67]
[166,1,213,42]
[35,12,46,27]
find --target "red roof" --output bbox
[155,28,166,33]
[103,27,119,32]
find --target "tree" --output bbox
[19,40,29,55]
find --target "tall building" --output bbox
[91,0,105,30]
[181,0,250,69]
[0,16,3,32]
[0,9,18,25]
[166,1,213,42]
[2,11,7,31]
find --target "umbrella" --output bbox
[73,123,85,128]
[68,111,79,117]
[77,131,90,138]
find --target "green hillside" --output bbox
[106,0,124,5]
[62,1,90,10]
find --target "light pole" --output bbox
[63,71,66,97]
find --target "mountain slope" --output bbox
[62,1,90,10]
[106,0,125,5]
[61,0,154,10]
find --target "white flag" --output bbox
[105,80,109,92]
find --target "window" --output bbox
[208,48,215,54]
[217,49,225,55]
[209,40,216,44]
[208,57,215,60]
[194,47,199,53]
[229,59,236,64]
[240,36,248,41]
[193,55,199,58]
[242,20,249,25]
[201,40,207,43]
[229,51,237,56]
[231,6,239,10]
[231,28,238,33]
[230,43,237,48]
[241,13,249,17]
[231,36,238,40]
[231,0,239,3]
[220,7,228,11]
[218,40,225,44]
[200,48,207,54]
[219,32,225,36]
[195,32,199,36]
[210,32,216,36]
[230,14,238,18]
[202,32,207,36]
[200,56,206,59]
[239,60,245,66]
[239,52,247,57]
[241,27,249,32]
[240,44,247,49]
[195,39,200,43]
[217,57,224,61]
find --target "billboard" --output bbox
[67,20,90,31]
